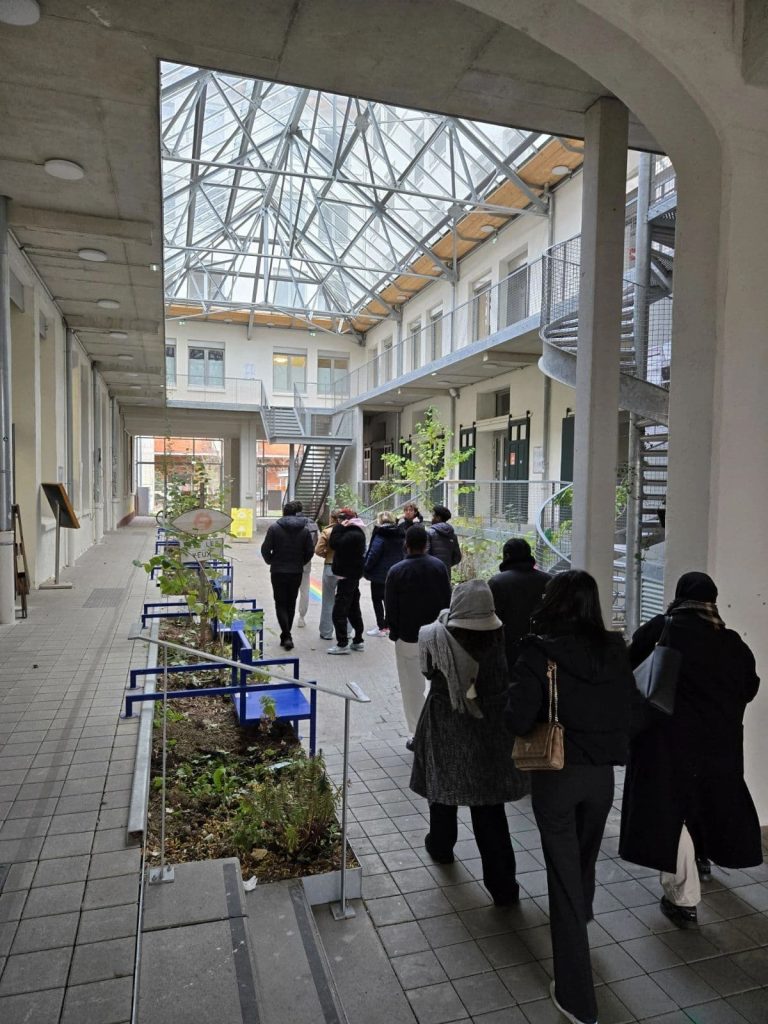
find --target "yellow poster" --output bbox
[230,507,254,540]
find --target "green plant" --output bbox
[369,478,410,505]
[451,520,502,583]
[330,482,360,511]
[230,756,340,862]
[382,406,474,498]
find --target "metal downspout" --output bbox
[0,197,14,623]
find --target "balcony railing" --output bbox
[165,374,265,407]
[330,259,544,409]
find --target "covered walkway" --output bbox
[0,522,765,1023]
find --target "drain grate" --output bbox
[83,587,126,608]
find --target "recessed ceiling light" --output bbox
[0,0,40,25]
[109,331,128,340]
[431,371,438,376]
[397,294,408,302]
[78,248,107,262]
[44,159,85,181]
[127,384,142,389]
[97,298,120,309]
[480,225,495,234]
[117,354,133,361]
[552,165,570,176]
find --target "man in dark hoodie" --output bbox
[427,505,462,573]
[489,537,550,669]
[328,507,367,655]
[260,501,314,650]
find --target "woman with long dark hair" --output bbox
[620,571,761,927]
[506,570,637,1024]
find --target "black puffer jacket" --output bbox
[260,515,314,574]
[363,524,404,584]
[506,632,639,765]
[330,519,367,579]
[488,565,550,669]
[427,522,462,571]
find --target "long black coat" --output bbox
[488,565,550,669]
[619,610,762,873]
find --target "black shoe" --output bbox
[424,833,454,865]
[405,737,415,752]
[491,883,520,907]
[282,638,294,651]
[660,895,697,927]
[696,857,712,880]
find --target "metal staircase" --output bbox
[294,444,347,521]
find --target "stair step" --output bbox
[246,880,348,1024]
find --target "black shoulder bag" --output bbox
[633,616,681,716]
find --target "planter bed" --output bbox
[143,618,357,887]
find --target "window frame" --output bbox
[187,343,225,389]
[272,350,308,395]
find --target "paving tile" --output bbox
[378,921,431,957]
[22,881,85,918]
[435,939,493,979]
[621,933,683,972]
[82,873,138,911]
[406,981,467,1024]
[69,937,135,985]
[698,920,756,955]
[60,975,133,1024]
[477,931,535,969]
[0,986,65,1024]
[47,811,99,835]
[77,904,137,945]
[498,960,551,1003]
[11,912,79,954]
[392,949,448,989]
[33,855,90,887]
[0,892,27,923]
[453,970,515,1014]
[651,962,721,1006]
[366,895,415,927]
[419,914,473,949]
[443,881,493,912]
[88,849,141,880]
[0,836,44,861]
[609,974,679,1018]
[393,867,439,894]
[91,829,139,855]
[0,816,51,839]
[405,887,455,919]
[0,945,72,995]
[731,947,768,986]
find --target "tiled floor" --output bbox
[0,518,766,1024]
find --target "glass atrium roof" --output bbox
[161,62,551,333]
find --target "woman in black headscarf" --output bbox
[620,571,762,927]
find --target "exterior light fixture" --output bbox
[397,294,408,302]
[480,225,495,234]
[96,298,120,309]
[44,159,85,181]
[78,248,107,262]
[178,320,186,326]
[0,0,40,24]
[117,354,133,362]
[149,263,160,272]
[551,165,570,175]
[109,331,128,340]
[431,371,438,376]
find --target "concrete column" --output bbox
[0,197,15,623]
[571,97,629,616]
[288,443,296,500]
[11,300,40,586]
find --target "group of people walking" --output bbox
[408,552,761,1024]
[262,506,761,1024]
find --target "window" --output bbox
[472,278,492,340]
[408,320,422,371]
[272,351,307,393]
[429,308,443,361]
[503,255,529,327]
[188,345,224,387]
[382,337,393,382]
[165,342,176,386]
[318,354,349,396]
[494,388,511,417]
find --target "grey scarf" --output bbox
[419,612,483,718]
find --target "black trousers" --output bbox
[332,577,364,645]
[370,581,387,629]
[429,803,518,905]
[531,763,614,1024]
[270,572,303,643]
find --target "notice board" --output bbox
[41,483,80,530]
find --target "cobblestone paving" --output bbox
[0,519,766,1023]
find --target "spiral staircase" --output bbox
[535,202,675,623]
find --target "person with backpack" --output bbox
[489,537,551,670]
[260,501,314,650]
[426,505,462,574]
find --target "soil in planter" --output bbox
[145,619,356,882]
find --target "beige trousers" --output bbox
[660,824,701,908]
[395,639,427,735]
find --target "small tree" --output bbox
[381,406,474,503]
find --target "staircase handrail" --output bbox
[260,381,273,439]
[534,483,574,570]
[293,383,309,435]
[358,481,419,525]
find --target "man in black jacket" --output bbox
[385,525,451,743]
[260,501,314,650]
[488,537,550,669]
[328,508,367,654]
[427,505,462,573]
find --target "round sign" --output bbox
[170,507,233,536]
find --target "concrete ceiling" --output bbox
[0,0,660,412]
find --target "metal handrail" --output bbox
[128,625,369,920]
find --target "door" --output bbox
[503,416,530,521]
[560,414,574,482]
[458,424,476,517]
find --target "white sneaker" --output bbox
[297,617,306,628]
[550,982,597,1024]
[327,645,351,655]
[366,627,386,636]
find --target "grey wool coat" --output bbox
[409,630,529,807]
